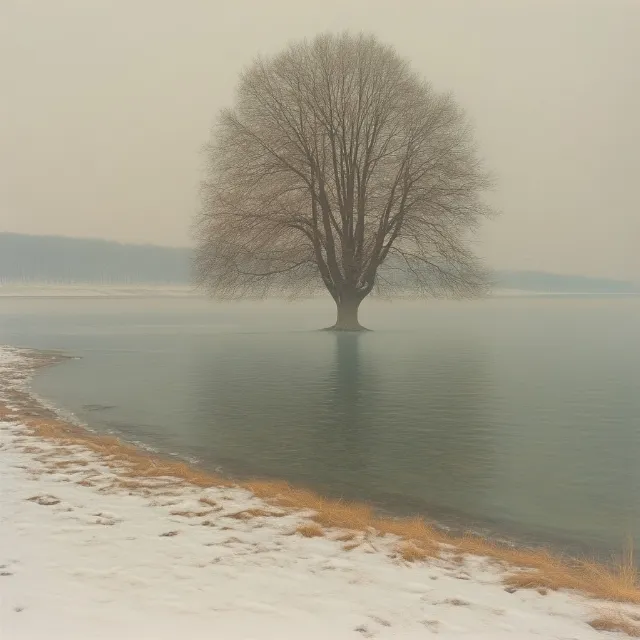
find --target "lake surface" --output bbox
[1,295,639,558]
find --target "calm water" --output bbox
[1,295,639,557]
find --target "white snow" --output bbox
[0,345,631,639]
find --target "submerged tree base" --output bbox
[321,324,371,332]
[326,298,369,331]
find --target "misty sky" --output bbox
[1,0,639,280]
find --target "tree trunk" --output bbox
[330,294,366,331]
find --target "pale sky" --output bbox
[1,0,639,280]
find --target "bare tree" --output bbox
[195,32,494,330]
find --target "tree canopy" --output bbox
[195,32,494,329]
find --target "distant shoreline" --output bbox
[0,284,200,298]
[0,284,639,299]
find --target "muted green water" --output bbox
[1,296,638,557]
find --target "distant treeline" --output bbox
[0,233,637,293]
[0,233,191,284]
[492,270,638,294]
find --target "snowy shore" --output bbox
[0,346,636,639]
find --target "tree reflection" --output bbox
[187,331,495,526]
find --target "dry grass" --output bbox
[170,509,212,518]
[442,598,470,607]
[502,546,640,604]
[26,494,60,506]
[14,412,228,492]
[18,445,46,454]
[3,357,640,610]
[589,610,640,637]
[50,459,89,470]
[111,479,163,492]
[198,497,218,507]
[0,404,14,420]
[375,516,442,557]
[395,541,432,563]
[227,507,274,520]
[245,481,373,530]
[296,522,325,538]
[334,531,357,542]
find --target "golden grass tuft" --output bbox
[503,547,640,604]
[198,497,218,508]
[169,509,212,518]
[111,478,160,491]
[376,516,443,550]
[334,531,357,542]
[243,481,372,529]
[442,598,470,607]
[296,522,325,538]
[26,494,60,506]
[18,445,46,454]
[589,610,640,637]
[315,500,373,530]
[343,541,361,551]
[227,508,274,520]
[243,479,293,499]
[395,541,432,563]
[50,459,89,470]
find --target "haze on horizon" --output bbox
[1,0,639,281]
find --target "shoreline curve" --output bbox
[1,344,639,637]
